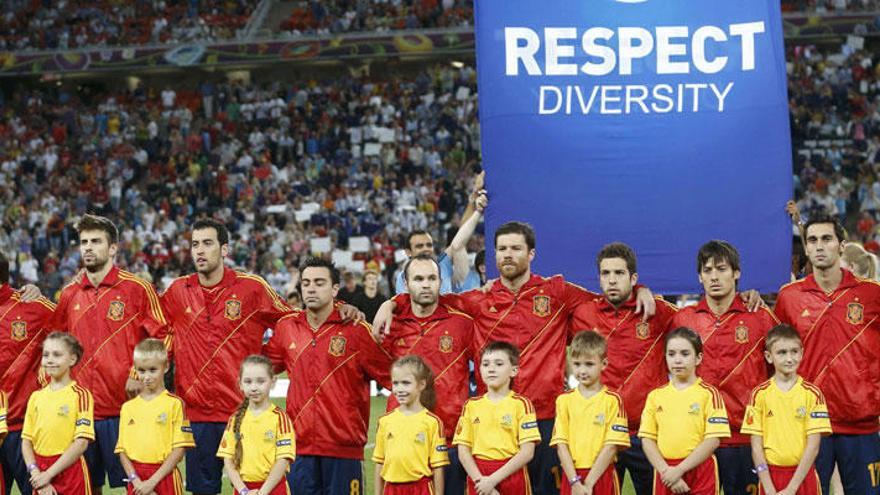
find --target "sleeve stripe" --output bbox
[119,272,167,324]
[698,382,724,409]
[801,382,827,405]
[749,380,772,405]
[606,390,627,421]
[237,274,291,312]
[511,394,535,414]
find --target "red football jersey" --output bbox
[775,269,880,434]
[51,267,167,419]
[571,294,677,433]
[162,268,290,422]
[382,303,473,442]
[0,285,55,431]
[396,274,597,420]
[672,296,777,445]
[265,307,392,459]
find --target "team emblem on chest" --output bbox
[439,335,453,353]
[107,300,126,321]
[735,322,749,344]
[329,335,347,357]
[847,302,864,325]
[225,299,242,320]
[635,322,649,340]
[532,295,551,317]
[11,319,27,341]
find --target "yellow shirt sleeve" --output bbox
[740,389,764,437]
[172,400,196,449]
[372,417,386,464]
[605,396,631,447]
[274,411,296,462]
[0,391,8,435]
[21,393,37,442]
[452,402,473,448]
[114,403,130,454]
[704,390,731,440]
[806,390,832,436]
[517,402,541,445]
[549,395,569,447]
[428,415,450,469]
[637,391,658,441]
[74,390,95,441]
[216,420,236,459]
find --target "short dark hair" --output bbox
[405,230,432,251]
[0,252,8,285]
[494,221,536,251]
[804,215,847,244]
[481,340,521,366]
[77,214,118,244]
[765,324,802,351]
[596,242,637,274]
[697,240,740,274]
[404,253,441,281]
[665,327,703,355]
[299,257,340,285]
[192,218,229,246]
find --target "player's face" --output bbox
[406,259,440,307]
[79,229,116,273]
[480,350,518,392]
[495,233,534,281]
[239,363,274,407]
[571,353,606,389]
[698,257,740,300]
[599,258,637,305]
[134,356,168,394]
[191,228,228,275]
[804,223,843,270]
[300,267,339,311]
[665,337,702,381]
[391,365,426,408]
[42,339,77,380]
[407,234,435,257]
[765,338,802,377]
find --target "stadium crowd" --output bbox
[278,0,473,36]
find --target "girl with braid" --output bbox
[217,356,295,495]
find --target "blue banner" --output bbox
[476,0,793,294]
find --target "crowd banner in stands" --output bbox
[476,0,793,294]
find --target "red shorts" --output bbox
[34,454,91,495]
[245,479,290,495]
[383,477,434,495]
[126,462,184,495]
[758,465,821,495]
[468,458,530,495]
[560,467,619,495]
[652,456,718,495]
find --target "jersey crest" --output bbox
[439,334,453,353]
[635,322,649,340]
[847,302,864,325]
[796,406,807,419]
[532,295,551,317]
[11,319,27,341]
[225,299,242,320]
[329,335,347,357]
[107,300,125,321]
[501,413,513,428]
[735,322,749,344]
[156,413,168,425]
[415,431,426,444]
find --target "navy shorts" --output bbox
[527,418,560,495]
[616,435,653,495]
[446,446,466,495]
[716,444,758,495]
[816,433,880,495]
[186,422,227,494]
[84,417,126,488]
[0,430,30,495]
[287,456,363,495]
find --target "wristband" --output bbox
[126,473,140,483]
[569,475,583,486]
[239,488,250,495]
[27,464,38,472]
[753,463,768,474]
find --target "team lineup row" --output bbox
[0,212,877,495]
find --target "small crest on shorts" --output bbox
[225,299,242,320]
[847,302,864,325]
[439,335,453,353]
[635,322,649,340]
[735,322,749,344]
[11,319,27,341]
[329,335,347,357]
[532,295,551,317]
[107,300,125,321]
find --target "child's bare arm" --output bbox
[374,463,384,495]
[223,457,247,494]
[584,444,623,489]
[475,441,536,494]
[780,433,821,495]
[750,435,777,495]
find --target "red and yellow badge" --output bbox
[532,295,551,317]
[635,322,649,340]
[11,319,27,341]
[224,299,242,321]
[329,335,347,357]
[735,322,749,344]
[847,302,864,325]
[745,409,754,425]
[439,335,453,353]
[106,300,125,321]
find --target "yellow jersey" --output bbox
[741,377,832,467]
[217,406,296,482]
[638,379,730,459]
[452,392,541,460]
[0,390,7,436]
[550,387,630,469]
[115,390,195,463]
[372,408,450,482]
[22,382,95,456]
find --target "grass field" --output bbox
[11,396,637,495]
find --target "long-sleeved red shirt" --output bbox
[52,267,167,419]
[0,284,55,431]
[162,268,290,422]
[775,269,880,434]
[265,307,392,459]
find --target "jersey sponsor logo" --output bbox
[473,417,481,424]
[521,421,538,429]
[533,295,551,317]
[76,418,92,426]
[128,418,135,425]
[611,424,628,433]
[707,417,728,424]
[396,338,407,347]
[11,319,27,341]
[635,322,649,340]
[810,411,829,419]
[439,335,454,353]
[107,300,126,321]
[329,335,347,357]
[656,405,663,413]
[766,409,774,417]
[276,439,292,447]
[796,406,807,419]
[847,302,864,325]
[735,322,749,344]
[225,299,242,320]
[801,308,810,318]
